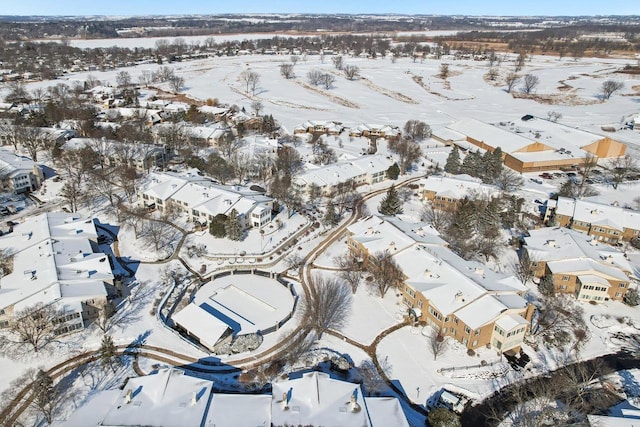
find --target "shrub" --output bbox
[467,349,476,356]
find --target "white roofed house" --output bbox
[552,197,640,243]
[293,154,393,199]
[294,120,345,135]
[0,213,113,335]
[137,170,273,229]
[346,215,534,353]
[0,148,44,194]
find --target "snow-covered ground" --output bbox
[2,45,640,427]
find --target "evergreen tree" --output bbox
[99,334,118,373]
[447,197,477,257]
[209,214,228,238]
[460,151,481,177]
[32,369,56,424]
[428,407,461,427]
[386,163,400,180]
[322,202,338,227]
[225,209,244,241]
[378,185,403,216]
[477,198,502,239]
[444,146,461,174]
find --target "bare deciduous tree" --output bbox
[7,303,60,353]
[494,168,524,192]
[485,67,499,81]
[299,275,352,338]
[331,55,344,70]
[403,119,431,140]
[320,73,336,90]
[547,111,563,122]
[439,63,450,79]
[168,75,185,92]
[600,79,624,100]
[333,253,362,293]
[607,154,638,189]
[307,69,323,86]
[343,64,360,80]
[513,250,537,286]
[531,294,587,351]
[279,63,295,79]
[239,70,261,95]
[505,72,520,93]
[388,138,422,173]
[368,250,403,298]
[428,326,447,361]
[116,70,132,88]
[522,74,540,94]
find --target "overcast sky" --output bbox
[1,0,638,17]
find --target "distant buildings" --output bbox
[347,216,533,353]
[138,170,273,229]
[0,148,43,194]
[433,116,626,173]
[61,369,410,427]
[0,213,113,334]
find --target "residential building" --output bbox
[63,138,170,173]
[553,197,640,243]
[59,369,410,427]
[432,117,626,173]
[0,148,44,194]
[348,123,402,141]
[138,170,273,229]
[418,174,501,212]
[0,213,113,334]
[293,154,393,198]
[347,216,533,353]
[523,227,637,302]
[294,120,345,135]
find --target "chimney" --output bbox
[282,392,289,410]
[191,391,197,406]
[455,291,464,303]
[350,394,357,411]
[546,240,557,247]
[475,267,484,276]
[125,389,132,404]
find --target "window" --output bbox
[620,283,627,288]
[444,316,450,323]
[562,275,570,281]
[417,300,423,308]
[615,292,622,298]
[464,326,471,334]
[453,317,458,324]
[475,329,481,336]
[472,340,478,347]
[0,320,9,329]
[451,329,456,336]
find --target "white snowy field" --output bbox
[17,51,640,148]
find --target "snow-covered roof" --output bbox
[547,258,629,282]
[364,397,411,427]
[173,303,230,349]
[447,118,532,154]
[555,197,640,232]
[271,372,371,427]
[0,148,40,178]
[347,216,446,256]
[294,154,393,189]
[101,369,212,427]
[205,394,271,427]
[0,213,111,313]
[495,313,528,331]
[190,274,295,336]
[524,227,635,275]
[419,174,500,200]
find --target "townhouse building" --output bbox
[347,216,533,353]
[0,148,44,194]
[0,213,113,335]
[522,227,637,302]
[418,174,501,212]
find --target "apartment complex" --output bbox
[61,369,410,427]
[138,170,273,229]
[522,227,636,302]
[553,197,640,243]
[347,216,533,353]
[0,148,44,194]
[0,213,113,334]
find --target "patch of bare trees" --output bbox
[428,326,447,361]
[343,64,360,80]
[331,55,344,70]
[333,253,362,293]
[2,303,61,354]
[279,62,295,79]
[366,251,403,298]
[606,154,638,189]
[505,72,520,93]
[239,70,261,95]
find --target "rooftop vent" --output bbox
[125,389,132,404]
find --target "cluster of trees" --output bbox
[208,209,244,241]
[425,194,524,260]
[445,146,523,192]
[307,69,337,90]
